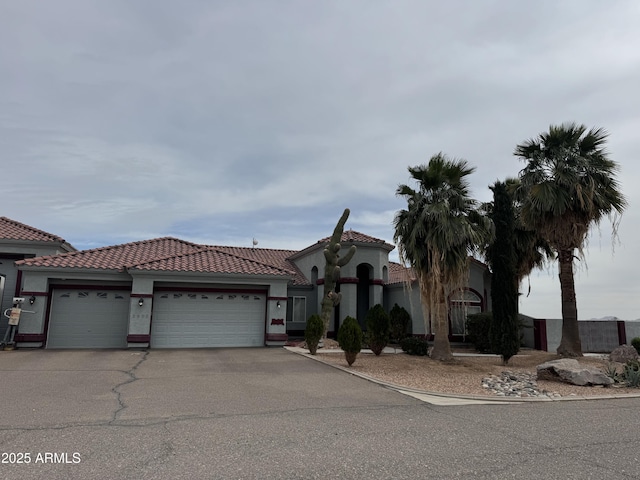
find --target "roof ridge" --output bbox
[205,246,296,275]
[209,245,299,254]
[125,244,210,268]
[63,236,200,257]
[128,245,296,275]
[0,216,66,243]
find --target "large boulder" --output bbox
[610,345,639,364]
[536,359,613,386]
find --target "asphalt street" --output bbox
[1,348,638,479]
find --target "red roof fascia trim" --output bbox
[153,286,267,294]
[339,277,359,284]
[49,285,131,291]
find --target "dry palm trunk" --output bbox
[556,248,583,357]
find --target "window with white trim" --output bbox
[449,290,482,336]
[286,296,306,323]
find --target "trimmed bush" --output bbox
[632,337,640,355]
[304,314,324,355]
[365,304,390,355]
[400,336,430,356]
[338,316,363,366]
[389,303,411,342]
[466,312,493,353]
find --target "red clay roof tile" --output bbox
[129,247,294,276]
[17,237,201,271]
[0,216,67,243]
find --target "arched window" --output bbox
[449,289,482,337]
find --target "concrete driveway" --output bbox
[1,348,639,479]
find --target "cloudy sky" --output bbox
[1,1,638,320]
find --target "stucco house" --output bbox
[2,217,491,349]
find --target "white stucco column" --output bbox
[266,281,289,346]
[16,272,49,348]
[128,276,154,348]
[338,282,357,326]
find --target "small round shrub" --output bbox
[400,336,430,356]
[338,316,363,366]
[304,314,324,355]
[389,303,411,342]
[365,304,390,356]
[631,337,640,355]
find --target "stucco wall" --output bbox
[625,321,640,343]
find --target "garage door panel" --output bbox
[48,289,130,348]
[151,292,266,348]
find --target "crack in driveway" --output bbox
[110,350,149,424]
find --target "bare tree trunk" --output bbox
[556,248,583,357]
[430,284,453,361]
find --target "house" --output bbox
[2,217,491,349]
[0,217,76,341]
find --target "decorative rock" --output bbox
[481,371,551,398]
[610,345,639,364]
[536,359,613,386]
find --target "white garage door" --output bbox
[151,291,266,348]
[47,289,130,348]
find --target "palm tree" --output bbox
[514,123,627,357]
[394,153,490,361]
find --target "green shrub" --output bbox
[389,303,412,342]
[400,336,430,356]
[365,304,390,356]
[338,316,363,366]
[631,337,640,355]
[466,312,494,353]
[623,360,640,388]
[304,314,324,355]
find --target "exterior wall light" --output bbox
[276,301,281,308]
[29,295,36,305]
[138,298,144,307]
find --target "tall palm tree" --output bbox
[394,153,490,361]
[514,123,627,357]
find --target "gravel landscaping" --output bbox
[299,343,639,398]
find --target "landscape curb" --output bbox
[283,346,640,403]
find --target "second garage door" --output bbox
[151,291,266,348]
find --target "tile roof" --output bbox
[317,229,395,249]
[129,247,294,277]
[387,261,417,285]
[213,246,310,285]
[17,237,201,271]
[14,227,416,285]
[16,237,309,282]
[0,216,67,243]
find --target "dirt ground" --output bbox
[297,341,638,398]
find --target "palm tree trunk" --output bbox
[430,285,453,361]
[556,248,583,357]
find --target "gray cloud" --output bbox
[2,0,639,318]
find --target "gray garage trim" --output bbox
[47,288,130,348]
[151,289,266,348]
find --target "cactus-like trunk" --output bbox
[321,209,357,338]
